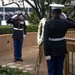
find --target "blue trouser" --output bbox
[13,39,23,59]
[46,55,65,75]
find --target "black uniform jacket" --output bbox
[7,18,26,39]
[44,17,75,56]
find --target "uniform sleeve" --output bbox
[65,19,75,28]
[23,22,27,35]
[44,22,50,56]
[6,18,14,24]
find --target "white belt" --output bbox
[14,28,23,30]
[49,37,65,41]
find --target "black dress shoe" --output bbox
[18,58,23,61]
[14,59,18,62]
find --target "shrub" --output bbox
[0,26,13,34]
[0,24,38,34]
[0,65,35,75]
[26,10,39,24]
[27,24,38,32]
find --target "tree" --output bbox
[0,0,38,23]
[25,0,75,19]
[1,0,75,22]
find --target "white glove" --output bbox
[46,56,51,60]
[60,12,67,19]
[11,15,17,19]
[23,35,26,38]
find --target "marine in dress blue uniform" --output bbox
[7,13,26,62]
[44,3,75,75]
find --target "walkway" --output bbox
[1,45,75,75]
[0,45,48,75]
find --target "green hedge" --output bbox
[27,25,38,32]
[0,65,35,75]
[0,24,38,34]
[0,26,13,34]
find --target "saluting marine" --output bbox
[36,3,68,74]
[7,12,26,62]
[44,3,75,75]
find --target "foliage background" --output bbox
[0,25,38,34]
